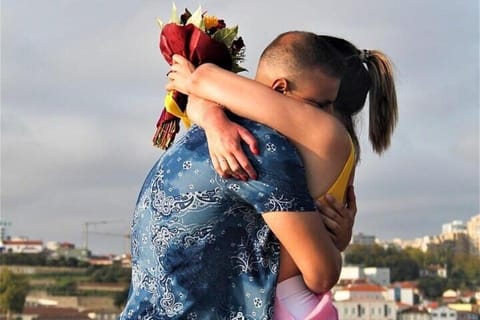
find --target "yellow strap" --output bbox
[318,136,356,204]
[164,91,192,128]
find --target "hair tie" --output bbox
[359,49,370,63]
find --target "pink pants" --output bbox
[273,291,338,320]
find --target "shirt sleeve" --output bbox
[223,120,316,214]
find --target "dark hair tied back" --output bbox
[321,35,398,156]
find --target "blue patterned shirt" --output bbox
[120,117,315,319]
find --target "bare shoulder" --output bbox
[296,111,352,197]
[307,110,351,158]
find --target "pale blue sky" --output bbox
[1,0,479,254]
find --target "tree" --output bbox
[417,276,447,299]
[344,244,420,281]
[0,268,30,319]
[90,264,131,283]
[114,287,130,309]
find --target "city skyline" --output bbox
[1,0,479,255]
[1,213,478,256]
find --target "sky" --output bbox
[1,0,479,255]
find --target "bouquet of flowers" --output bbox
[153,4,246,149]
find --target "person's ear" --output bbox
[271,78,289,94]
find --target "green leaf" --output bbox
[212,26,238,48]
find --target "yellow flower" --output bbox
[203,15,219,30]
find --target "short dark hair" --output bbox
[260,31,344,81]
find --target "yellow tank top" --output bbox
[318,136,355,204]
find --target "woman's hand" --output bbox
[186,95,259,181]
[165,54,258,180]
[166,54,196,94]
[316,186,357,251]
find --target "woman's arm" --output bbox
[167,55,345,153]
[319,185,357,251]
[263,210,342,293]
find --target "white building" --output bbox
[364,268,391,287]
[428,306,457,320]
[387,281,420,305]
[392,236,437,253]
[353,233,377,246]
[334,283,397,320]
[442,220,467,234]
[467,214,480,255]
[339,266,391,286]
[2,238,44,253]
[397,306,431,320]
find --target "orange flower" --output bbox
[203,15,219,30]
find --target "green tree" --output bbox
[114,287,130,309]
[344,244,419,282]
[0,268,30,319]
[417,276,447,299]
[90,264,131,283]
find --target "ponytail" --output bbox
[363,50,398,154]
[321,35,398,157]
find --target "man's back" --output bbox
[121,118,315,319]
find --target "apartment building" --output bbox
[467,214,480,255]
[1,237,44,253]
[334,283,397,320]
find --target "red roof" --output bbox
[59,242,75,248]
[343,283,386,292]
[21,306,90,319]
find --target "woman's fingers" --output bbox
[211,154,230,178]
[317,201,343,227]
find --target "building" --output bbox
[428,232,471,256]
[353,233,377,246]
[428,305,457,320]
[467,214,480,256]
[339,266,391,286]
[88,255,115,266]
[442,220,467,235]
[2,237,44,253]
[364,267,391,287]
[447,302,479,316]
[16,306,91,320]
[334,283,397,320]
[442,290,460,304]
[419,264,447,278]
[397,306,431,320]
[391,236,437,253]
[387,281,421,306]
